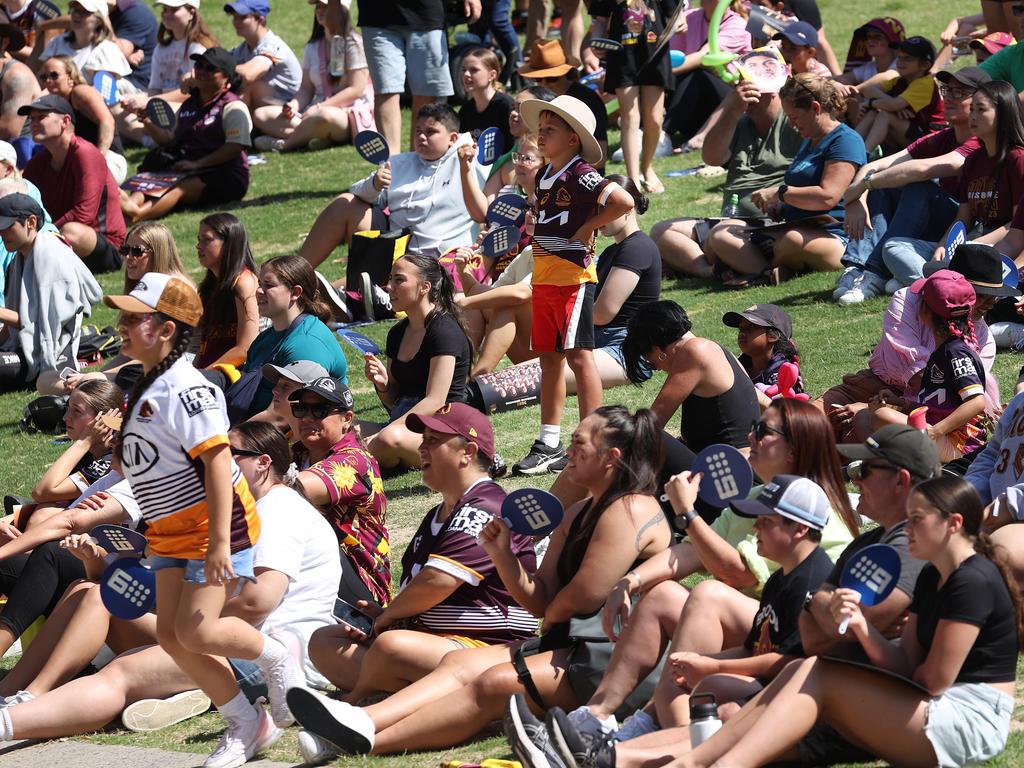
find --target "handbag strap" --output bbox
[512,637,549,711]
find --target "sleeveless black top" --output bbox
[679,343,760,452]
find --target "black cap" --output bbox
[722,304,793,339]
[0,23,25,51]
[287,376,354,411]
[191,47,237,77]
[838,424,940,481]
[0,192,44,229]
[890,35,935,64]
[17,93,74,120]
[922,243,1021,298]
[935,66,993,90]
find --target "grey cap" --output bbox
[262,360,329,386]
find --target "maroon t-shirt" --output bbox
[400,479,539,644]
[24,134,126,247]
[907,128,982,195]
[957,145,1024,230]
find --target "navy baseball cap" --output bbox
[0,192,44,229]
[891,36,935,64]
[288,376,355,411]
[773,20,818,48]
[224,0,269,16]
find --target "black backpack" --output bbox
[20,394,69,434]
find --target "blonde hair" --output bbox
[464,47,504,92]
[44,55,87,86]
[779,72,846,117]
[123,222,192,292]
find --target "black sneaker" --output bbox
[360,272,392,322]
[547,707,616,768]
[548,455,568,473]
[504,694,566,768]
[315,271,351,324]
[513,441,567,476]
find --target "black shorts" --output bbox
[797,721,876,766]
[196,167,249,207]
[603,43,673,91]
[84,233,123,274]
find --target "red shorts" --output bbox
[531,283,595,353]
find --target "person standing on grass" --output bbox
[512,94,633,475]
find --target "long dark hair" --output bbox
[976,80,1024,164]
[397,251,470,339]
[308,0,351,43]
[230,421,305,494]
[562,406,664,572]
[261,254,331,323]
[912,476,1024,650]
[622,300,693,384]
[115,315,193,465]
[197,213,256,337]
[605,174,649,215]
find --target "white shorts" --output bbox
[925,682,1013,767]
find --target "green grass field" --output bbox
[3,0,1024,765]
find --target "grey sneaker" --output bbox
[504,694,566,768]
[832,266,861,300]
[836,270,887,306]
[547,707,616,768]
[514,441,567,476]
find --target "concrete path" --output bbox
[0,739,298,767]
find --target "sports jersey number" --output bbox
[994,445,1024,477]
[537,209,569,227]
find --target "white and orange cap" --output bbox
[104,272,203,327]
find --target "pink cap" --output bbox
[909,269,976,319]
[971,32,1015,54]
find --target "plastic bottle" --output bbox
[722,194,740,218]
[689,692,722,748]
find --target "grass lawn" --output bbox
[3,0,1024,765]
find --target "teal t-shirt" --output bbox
[981,44,1024,91]
[243,314,348,412]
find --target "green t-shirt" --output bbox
[723,110,803,217]
[981,44,1024,92]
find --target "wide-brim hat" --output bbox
[519,94,602,164]
[518,39,574,80]
[922,242,1020,298]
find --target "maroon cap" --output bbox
[407,403,495,461]
[910,269,976,319]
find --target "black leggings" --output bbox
[663,68,732,142]
[659,431,728,526]
[337,552,380,608]
[0,541,86,637]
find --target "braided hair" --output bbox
[115,314,194,465]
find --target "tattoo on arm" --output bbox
[634,510,667,551]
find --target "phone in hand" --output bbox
[333,597,374,637]
[58,367,77,381]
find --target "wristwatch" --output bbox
[778,185,788,203]
[864,170,876,190]
[674,509,698,533]
[803,590,815,612]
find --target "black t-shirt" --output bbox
[385,313,471,403]
[459,91,515,156]
[566,82,609,143]
[780,0,822,29]
[746,546,833,660]
[357,0,445,31]
[910,555,1019,684]
[111,3,157,91]
[595,231,661,328]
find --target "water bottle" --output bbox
[722,194,740,218]
[329,35,345,77]
[689,692,722,748]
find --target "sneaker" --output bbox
[307,137,332,151]
[513,441,567,476]
[548,455,568,473]
[259,629,306,727]
[287,687,375,755]
[831,266,861,300]
[547,707,616,768]
[315,271,351,323]
[836,270,887,306]
[613,708,656,741]
[360,272,392,322]
[122,689,211,731]
[203,700,282,768]
[504,694,566,768]
[297,729,339,766]
[565,705,616,738]
[253,135,284,152]
[885,277,904,295]
[0,690,33,708]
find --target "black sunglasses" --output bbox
[230,447,263,458]
[118,244,151,259]
[751,419,786,441]
[290,402,339,420]
[846,459,899,481]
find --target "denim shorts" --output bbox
[149,549,256,585]
[388,395,419,424]
[228,657,268,703]
[594,324,651,381]
[363,27,453,96]
[924,683,1013,767]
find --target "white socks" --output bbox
[255,634,287,669]
[217,691,257,723]
[0,708,13,740]
[539,424,561,448]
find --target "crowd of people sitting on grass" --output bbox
[3,0,1024,767]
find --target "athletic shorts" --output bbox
[196,167,249,207]
[363,27,454,96]
[531,283,595,353]
[84,233,123,275]
[925,683,1013,767]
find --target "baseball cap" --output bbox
[407,402,496,462]
[891,35,936,64]
[922,243,1020,298]
[0,192,44,229]
[159,0,200,6]
[0,23,25,50]
[935,66,992,89]
[731,474,830,530]
[0,140,18,168]
[224,0,269,16]
[838,424,941,481]
[262,360,328,386]
[773,20,818,48]
[191,47,237,76]
[288,376,355,411]
[855,17,905,46]
[104,272,204,327]
[722,304,793,339]
[17,94,74,120]
[971,32,1015,55]
[69,0,108,16]
[909,269,976,319]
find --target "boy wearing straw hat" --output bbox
[512,94,634,474]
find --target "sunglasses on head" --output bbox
[290,402,339,420]
[118,244,151,259]
[750,419,786,441]
[845,459,899,481]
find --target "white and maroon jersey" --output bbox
[532,155,615,286]
[400,478,539,644]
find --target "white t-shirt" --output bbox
[849,58,897,84]
[41,36,133,89]
[254,485,341,688]
[148,37,206,94]
[231,30,302,101]
[493,245,534,287]
[69,471,143,527]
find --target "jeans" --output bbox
[471,0,521,84]
[0,541,86,637]
[841,182,958,277]
[882,237,936,286]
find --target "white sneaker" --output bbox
[989,322,1024,350]
[122,689,211,731]
[0,690,33,708]
[832,266,861,299]
[298,729,338,766]
[287,687,376,755]
[614,709,657,742]
[885,278,904,295]
[566,705,617,737]
[203,700,282,768]
[258,629,306,727]
[253,135,284,152]
[315,271,351,323]
[836,270,887,306]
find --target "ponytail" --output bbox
[398,252,471,341]
[974,532,1024,651]
[262,254,332,323]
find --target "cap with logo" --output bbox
[891,35,936,64]
[0,192,44,229]
[406,402,496,462]
[262,360,329,386]
[288,376,355,411]
[17,93,75,120]
[970,32,1015,55]
[773,20,818,48]
[722,303,793,339]
[103,272,204,328]
[730,474,830,530]
[837,424,941,481]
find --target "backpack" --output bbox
[77,325,122,367]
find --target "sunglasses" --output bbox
[750,419,786,441]
[119,244,152,259]
[290,402,339,420]
[938,85,974,102]
[230,447,263,458]
[39,71,63,82]
[846,459,899,481]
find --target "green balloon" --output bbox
[704,0,739,83]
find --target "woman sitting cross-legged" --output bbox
[286,405,673,756]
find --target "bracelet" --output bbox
[627,570,642,593]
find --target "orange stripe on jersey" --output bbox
[187,434,230,459]
[532,251,598,286]
[429,554,485,581]
[144,477,260,560]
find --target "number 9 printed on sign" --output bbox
[502,488,564,536]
